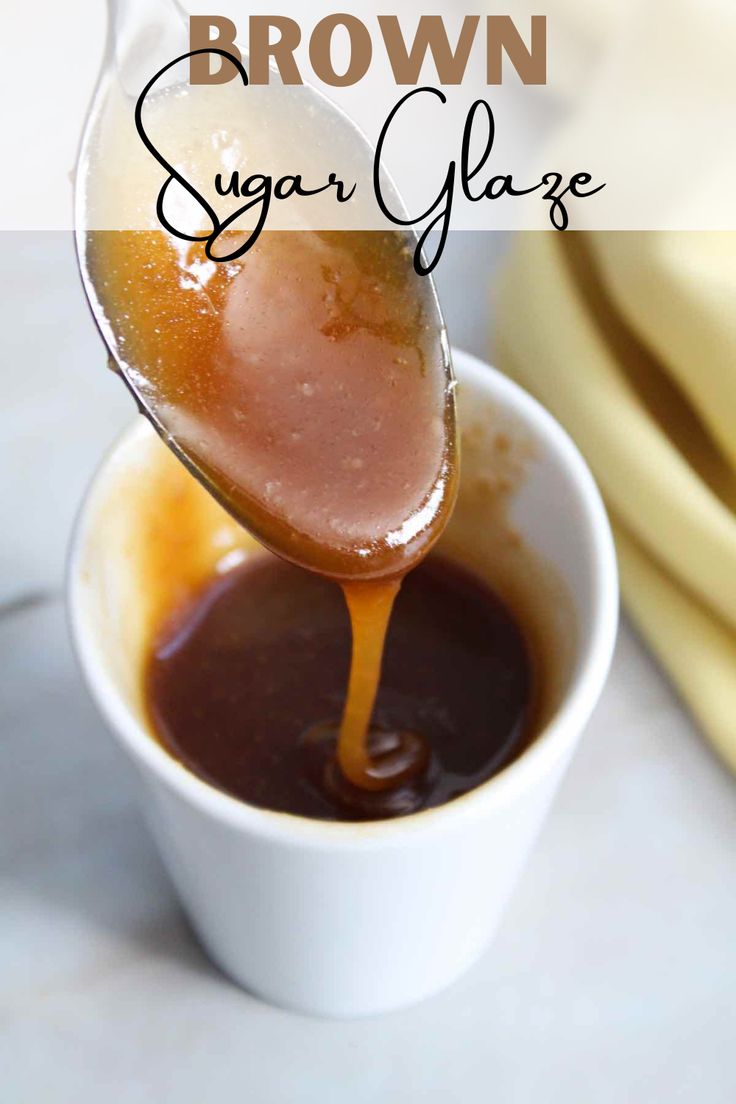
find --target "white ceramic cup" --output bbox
[68,349,618,1018]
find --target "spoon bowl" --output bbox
[75,0,456,580]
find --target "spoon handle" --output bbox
[107,0,188,95]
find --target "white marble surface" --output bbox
[2,233,736,1102]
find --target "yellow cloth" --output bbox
[496,230,736,770]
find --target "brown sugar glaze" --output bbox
[145,553,536,820]
[85,228,458,804]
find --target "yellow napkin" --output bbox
[496,230,736,772]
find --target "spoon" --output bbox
[74,0,456,581]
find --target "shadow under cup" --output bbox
[69,349,618,1017]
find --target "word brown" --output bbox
[190,14,546,88]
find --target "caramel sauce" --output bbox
[84,228,457,796]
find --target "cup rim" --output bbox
[67,348,618,850]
